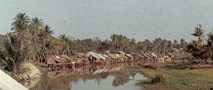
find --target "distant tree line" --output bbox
[59,33,187,55]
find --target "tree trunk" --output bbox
[11,64,17,78]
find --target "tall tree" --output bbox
[202,32,213,60]
[192,24,204,47]
[180,38,187,49]
[11,13,30,51]
[110,34,119,50]
[11,13,30,34]
[31,17,43,29]
[30,17,44,61]
[187,26,213,64]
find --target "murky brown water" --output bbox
[28,63,147,90]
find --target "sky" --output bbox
[0,0,213,42]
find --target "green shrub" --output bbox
[151,74,166,84]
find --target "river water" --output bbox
[29,64,147,90]
[71,73,146,90]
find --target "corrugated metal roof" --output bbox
[118,51,125,55]
[115,54,120,57]
[151,53,158,57]
[126,54,133,58]
[87,52,106,60]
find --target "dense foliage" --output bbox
[0,13,188,73]
[186,24,213,63]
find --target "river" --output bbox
[28,63,147,90]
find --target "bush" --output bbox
[151,74,166,84]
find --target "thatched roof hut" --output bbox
[87,52,106,62]
[125,54,134,60]
[77,53,88,58]
[46,56,57,65]
[108,54,119,60]
[118,51,125,55]
[151,53,158,57]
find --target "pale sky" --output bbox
[0,0,213,41]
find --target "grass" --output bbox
[0,66,10,74]
[137,62,213,90]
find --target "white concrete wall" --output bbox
[0,70,28,90]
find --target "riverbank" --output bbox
[30,64,147,90]
[138,62,213,90]
[12,62,41,89]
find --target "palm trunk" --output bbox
[11,55,17,78]
[198,36,202,47]
[11,64,17,78]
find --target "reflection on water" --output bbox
[30,63,147,90]
[71,73,146,90]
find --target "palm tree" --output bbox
[36,25,54,63]
[187,27,213,64]
[31,17,44,35]
[11,13,30,33]
[59,34,69,42]
[11,13,30,51]
[40,25,53,40]
[207,32,213,47]
[201,32,213,60]
[58,34,72,55]
[180,38,187,49]
[192,24,204,47]
[31,17,43,29]
[44,25,53,35]
[110,34,119,49]
[30,17,45,61]
[9,13,31,76]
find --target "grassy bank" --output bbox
[138,62,213,90]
